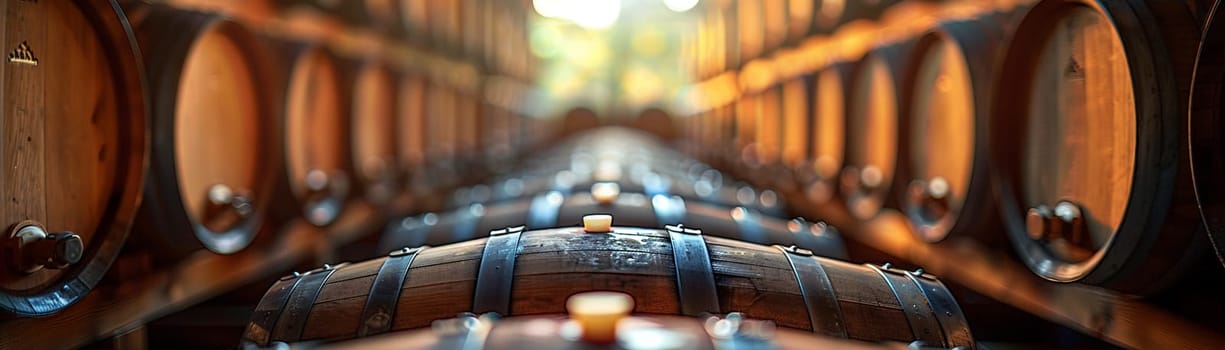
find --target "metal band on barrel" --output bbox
[243,272,304,345]
[903,269,976,349]
[868,264,947,346]
[271,263,345,342]
[357,246,426,337]
[527,191,564,228]
[473,226,525,315]
[666,224,720,316]
[774,245,847,338]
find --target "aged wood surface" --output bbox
[258,227,964,346]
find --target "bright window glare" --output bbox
[532,0,568,18]
[663,0,699,12]
[534,0,621,29]
[572,0,621,29]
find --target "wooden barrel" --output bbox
[464,130,784,216]
[452,90,486,178]
[481,104,519,174]
[315,313,929,350]
[797,62,853,209]
[781,77,811,176]
[561,107,601,138]
[895,18,1004,243]
[842,42,912,222]
[265,41,352,227]
[422,82,460,189]
[127,5,277,256]
[721,105,738,167]
[244,225,973,347]
[752,86,784,169]
[301,0,403,33]
[787,0,815,41]
[1191,0,1225,268]
[631,107,678,140]
[812,0,901,34]
[382,191,844,258]
[990,0,1205,295]
[400,0,429,41]
[395,73,434,199]
[0,0,147,317]
[347,60,401,206]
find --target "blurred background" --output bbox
[2,0,1225,349]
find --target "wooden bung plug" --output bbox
[566,291,634,344]
[583,214,613,233]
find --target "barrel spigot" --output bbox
[1026,201,1092,250]
[203,183,254,232]
[8,223,83,273]
[909,177,950,222]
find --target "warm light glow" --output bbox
[533,0,568,18]
[574,0,621,29]
[663,0,699,12]
[534,0,621,29]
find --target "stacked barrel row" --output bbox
[242,125,977,349]
[681,0,1224,296]
[270,0,535,81]
[0,0,541,317]
[380,127,841,256]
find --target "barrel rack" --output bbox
[4,0,1225,349]
[2,0,529,347]
[0,203,381,349]
[854,211,1225,349]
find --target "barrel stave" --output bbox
[824,259,915,343]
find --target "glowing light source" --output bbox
[570,0,620,29]
[533,0,568,18]
[663,0,699,12]
[534,0,621,29]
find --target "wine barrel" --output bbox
[382,192,844,258]
[751,86,784,169]
[736,0,765,62]
[244,225,972,347]
[463,163,784,216]
[895,18,1004,243]
[781,77,811,177]
[0,0,147,317]
[480,104,520,174]
[265,41,352,227]
[842,42,913,222]
[347,59,401,206]
[421,82,460,190]
[316,313,936,350]
[812,0,901,34]
[787,0,815,41]
[452,90,487,179]
[990,0,1205,294]
[797,62,853,210]
[1191,0,1225,268]
[298,0,402,33]
[396,73,435,199]
[127,5,277,256]
[462,128,782,213]
[631,107,678,140]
